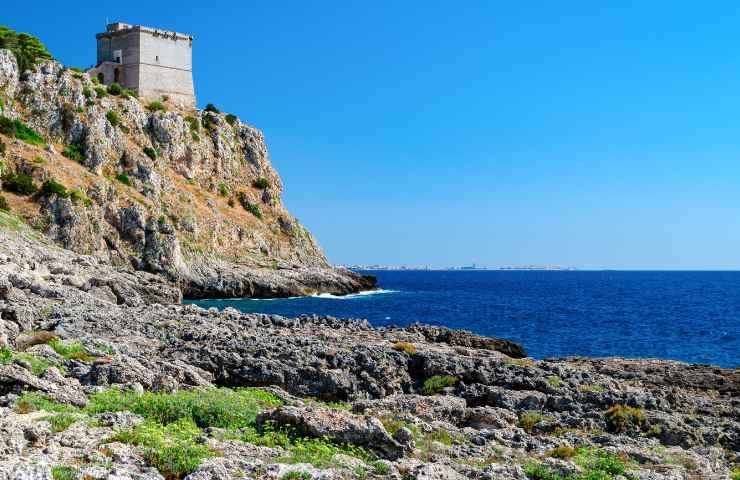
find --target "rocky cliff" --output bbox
[0,225,738,480]
[0,49,375,298]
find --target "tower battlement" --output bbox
[89,22,195,108]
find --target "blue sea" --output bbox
[189,271,740,368]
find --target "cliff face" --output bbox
[0,50,375,298]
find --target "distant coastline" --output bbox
[342,264,577,271]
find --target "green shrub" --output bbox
[237,192,262,219]
[191,131,200,142]
[201,114,216,130]
[51,466,78,480]
[604,404,645,433]
[107,418,210,479]
[116,173,132,186]
[204,103,220,114]
[547,376,564,388]
[106,110,120,127]
[731,468,740,480]
[91,76,100,85]
[371,461,390,475]
[40,179,69,198]
[252,177,270,189]
[518,411,548,433]
[107,82,122,95]
[0,346,12,364]
[2,171,37,195]
[82,87,92,99]
[121,88,137,98]
[62,142,85,163]
[218,182,229,197]
[94,86,107,98]
[546,446,577,459]
[282,472,312,480]
[0,115,16,135]
[69,188,87,205]
[0,27,53,73]
[421,375,458,395]
[143,147,157,160]
[12,119,45,146]
[0,195,8,212]
[185,115,200,132]
[225,113,237,125]
[147,101,166,112]
[0,139,5,154]
[525,448,627,480]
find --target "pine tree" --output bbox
[0,26,52,73]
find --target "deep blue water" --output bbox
[189,271,740,368]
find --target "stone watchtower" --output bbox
[89,22,195,108]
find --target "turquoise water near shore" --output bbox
[189,270,740,368]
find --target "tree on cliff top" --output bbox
[0,26,53,74]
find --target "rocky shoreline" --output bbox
[1,225,739,480]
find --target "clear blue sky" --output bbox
[5,1,740,269]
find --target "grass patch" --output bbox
[546,446,577,459]
[48,338,94,361]
[518,411,550,433]
[40,412,84,432]
[16,392,78,414]
[116,172,132,186]
[604,404,645,433]
[147,101,166,112]
[218,182,229,197]
[62,142,85,163]
[0,195,8,212]
[547,376,563,388]
[2,171,37,195]
[14,352,64,376]
[86,387,280,429]
[507,358,535,367]
[578,384,605,394]
[108,418,209,479]
[51,466,78,480]
[18,387,373,477]
[525,448,627,479]
[1,117,45,146]
[421,375,458,395]
[40,179,69,198]
[392,341,416,355]
[282,472,312,480]
[143,146,157,160]
[241,421,371,469]
[237,192,262,219]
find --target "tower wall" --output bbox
[92,23,195,108]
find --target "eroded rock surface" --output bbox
[0,226,737,480]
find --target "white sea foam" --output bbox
[311,289,398,299]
